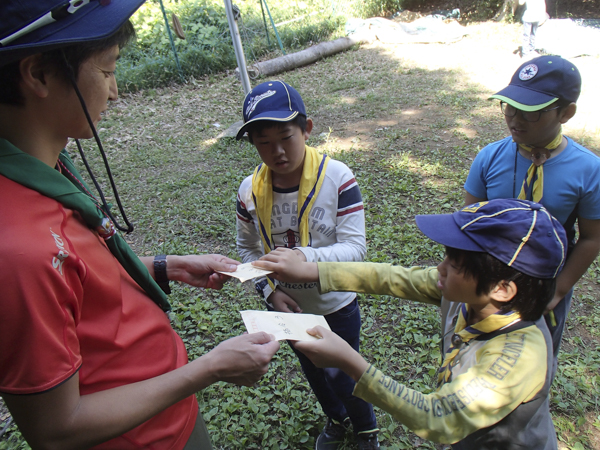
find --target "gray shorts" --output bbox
[183,410,213,450]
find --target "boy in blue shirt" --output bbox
[463,55,600,369]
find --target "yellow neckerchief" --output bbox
[437,303,521,388]
[517,131,563,203]
[252,145,330,289]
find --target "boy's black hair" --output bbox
[446,246,556,321]
[553,98,573,110]
[0,21,135,106]
[246,114,307,144]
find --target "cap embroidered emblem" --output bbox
[462,201,488,213]
[519,64,538,81]
[245,90,277,117]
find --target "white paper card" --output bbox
[216,263,273,283]
[240,310,331,341]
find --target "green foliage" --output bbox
[452,0,505,22]
[118,0,349,92]
[119,0,235,90]
[347,0,406,18]
[0,425,28,450]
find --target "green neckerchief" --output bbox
[0,138,170,312]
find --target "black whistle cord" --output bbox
[62,49,134,233]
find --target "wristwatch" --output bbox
[153,254,171,294]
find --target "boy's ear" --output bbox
[19,54,50,100]
[303,118,313,140]
[489,280,517,303]
[559,103,577,124]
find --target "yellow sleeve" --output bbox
[318,262,442,306]
[353,326,548,444]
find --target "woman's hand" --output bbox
[167,254,240,290]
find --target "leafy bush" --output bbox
[119,0,235,90]
[117,0,349,92]
[350,0,407,18]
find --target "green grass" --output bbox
[2,21,600,450]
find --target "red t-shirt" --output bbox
[0,175,197,449]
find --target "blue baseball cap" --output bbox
[415,199,567,279]
[236,80,306,140]
[0,0,145,67]
[490,55,581,111]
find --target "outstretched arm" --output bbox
[296,326,549,445]
[256,253,442,306]
[3,332,279,450]
[295,326,369,381]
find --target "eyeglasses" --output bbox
[500,101,561,123]
[1,0,111,47]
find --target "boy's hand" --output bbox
[270,288,302,313]
[206,332,280,386]
[545,292,563,313]
[168,255,240,290]
[253,248,319,283]
[294,326,369,382]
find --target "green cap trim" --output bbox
[489,95,558,112]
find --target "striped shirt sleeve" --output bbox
[338,178,364,217]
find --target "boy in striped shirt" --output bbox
[236,80,379,449]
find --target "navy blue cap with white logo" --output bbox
[490,55,581,111]
[236,80,306,140]
[0,0,145,67]
[415,199,567,279]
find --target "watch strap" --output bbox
[153,254,171,294]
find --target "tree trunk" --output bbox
[546,0,557,18]
[241,35,370,79]
[494,0,519,21]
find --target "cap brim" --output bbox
[415,214,484,252]
[235,110,300,140]
[0,0,145,66]
[489,85,558,111]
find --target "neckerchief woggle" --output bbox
[251,145,329,290]
[437,303,521,388]
[517,131,563,203]
[0,139,171,312]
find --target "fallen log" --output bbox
[237,34,372,79]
